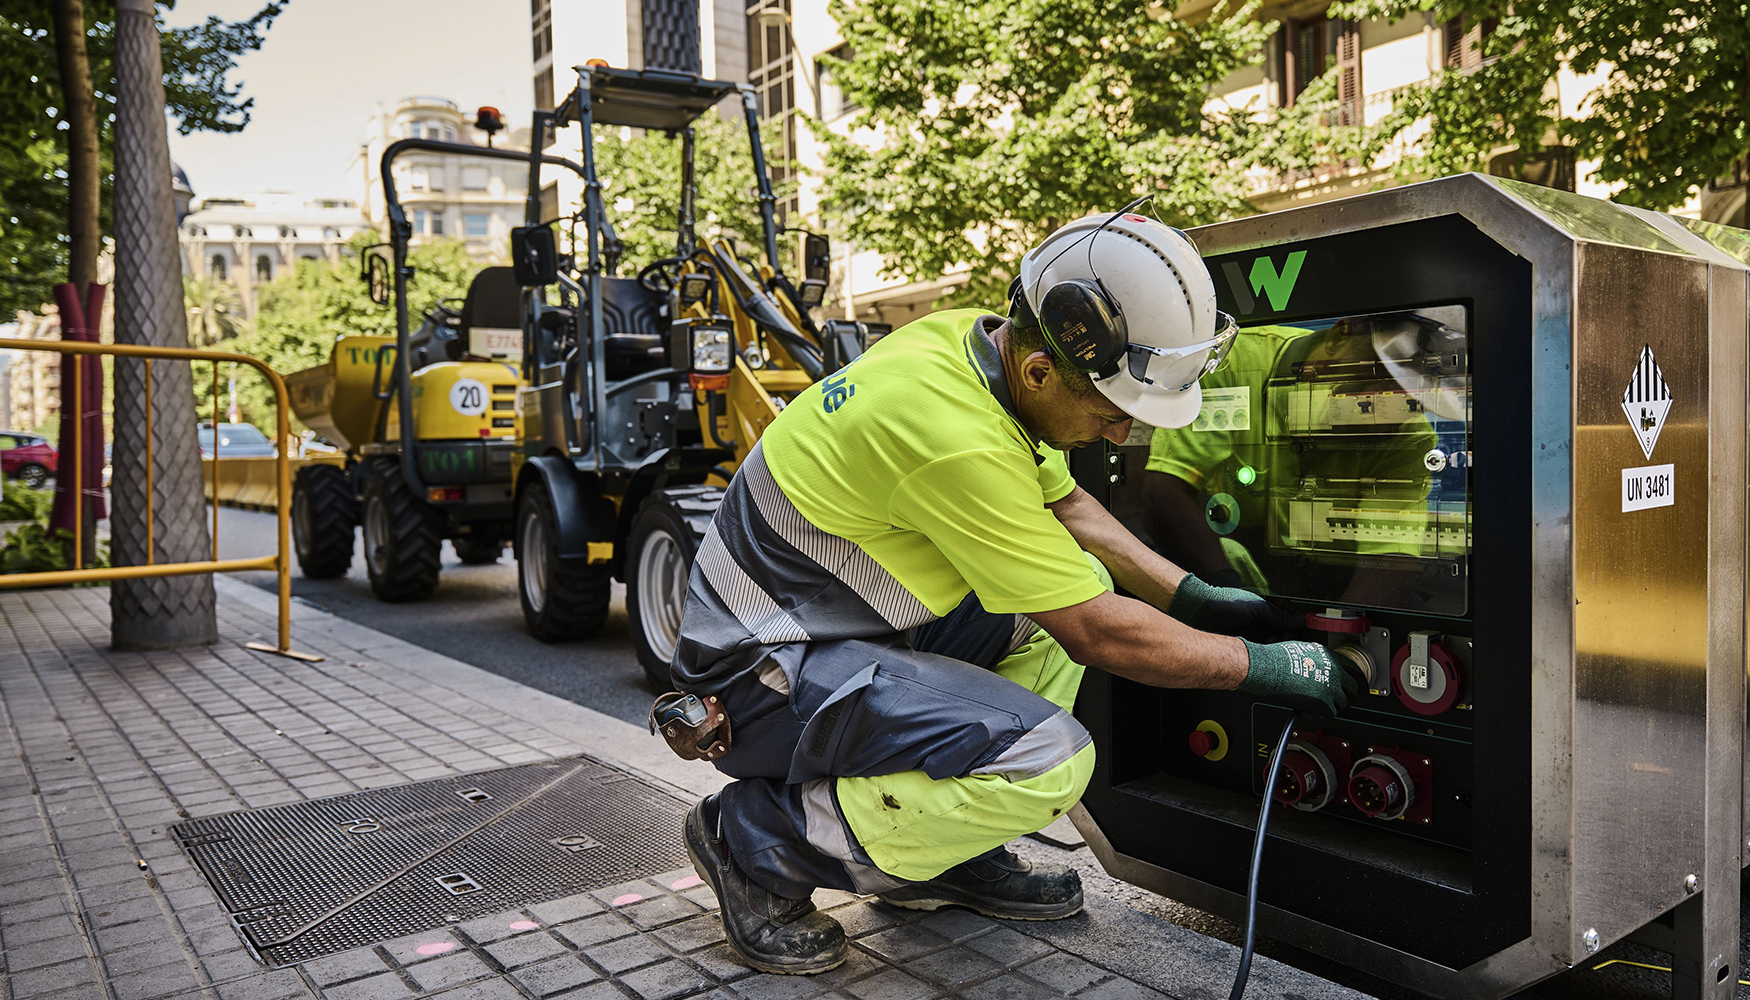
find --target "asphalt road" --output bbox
[214,505,661,726]
[212,504,1745,1000]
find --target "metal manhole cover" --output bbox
[170,755,688,966]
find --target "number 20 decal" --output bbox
[450,379,487,416]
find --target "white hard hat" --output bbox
[1014,206,1232,429]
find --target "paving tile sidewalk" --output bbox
[0,581,1369,1000]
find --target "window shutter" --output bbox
[1336,20,1362,125]
[1280,18,1300,107]
[1443,16,1491,69]
[1296,21,1319,95]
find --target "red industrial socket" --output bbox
[1348,763,1408,818]
[1270,749,1324,807]
[1305,609,1371,635]
[1265,738,1344,811]
[1347,748,1435,825]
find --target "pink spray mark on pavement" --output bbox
[509,920,540,931]
[415,942,456,956]
[611,893,644,906]
[670,875,704,891]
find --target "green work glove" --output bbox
[1168,573,1293,638]
[1237,639,1361,718]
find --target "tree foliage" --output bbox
[197,236,479,434]
[0,0,285,315]
[813,0,1284,305]
[590,113,797,271]
[1333,0,1750,211]
[183,273,245,348]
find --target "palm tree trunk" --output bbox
[110,0,216,650]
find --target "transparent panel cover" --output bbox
[1148,305,1471,616]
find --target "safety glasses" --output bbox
[1079,204,1235,392]
[1101,310,1240,391]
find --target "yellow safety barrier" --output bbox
[203,454,343,511]
[0,337,319,662]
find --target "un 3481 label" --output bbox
[1621,464,1675,512]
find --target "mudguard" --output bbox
[517,455,598,560]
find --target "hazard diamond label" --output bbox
[1621,345,1672,461]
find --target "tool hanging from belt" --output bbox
[649,691,733,760]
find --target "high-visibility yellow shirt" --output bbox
[761,309,1104,617]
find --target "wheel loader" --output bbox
[285,121,598,601]
[510,64,879,687]
[289,66,872,688]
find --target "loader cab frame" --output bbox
[508,64,853,666]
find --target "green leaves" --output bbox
[813,0,1275,306]
[0,523,110,576]
[159,2,287,135]
[590,114,795,270]
[184,273,245,348]
[1334,0,1749,212]
[0,480,54,523]
[818,0,1749,303]
[0,0,286,315]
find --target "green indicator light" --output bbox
[1236,465,1257,486]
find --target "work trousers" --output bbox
[710,555,1109,899]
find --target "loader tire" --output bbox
[292,463,358,580]
[627,486,720,691]
[455,534,504,565]
[361,462,442,602]
[516,478,611,641]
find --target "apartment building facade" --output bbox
[179,191,373,318]
[3,311,66,435]
[350,96,533,264]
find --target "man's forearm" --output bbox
[1049,486,1187,612]
[1031,591,1247,690]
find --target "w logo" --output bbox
[1220,250,1308,315]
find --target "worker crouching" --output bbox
[657,203,1361,974]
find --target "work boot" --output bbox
[684,794,848,974]
[877,846,1083,920]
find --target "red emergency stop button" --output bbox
[1189,730,1219,757]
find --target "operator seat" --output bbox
[598,276,666,380]
[456,266,523,360]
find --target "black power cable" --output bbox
[1229,711,1302,1000]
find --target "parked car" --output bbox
[198,423,277,458]
[0,431,58,488]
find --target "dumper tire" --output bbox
[455,534,505,565]
[627,486,721,691]
[361,462,442,602]
[516,478,612,641]
[292,464,358,579]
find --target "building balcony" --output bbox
[1239,83,1418,201]
[398,95,460,114]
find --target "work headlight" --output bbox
[690,326,732,374]
[798,278,826,309]
[678,273,713,304]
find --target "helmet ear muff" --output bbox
[1039,277,1126,379]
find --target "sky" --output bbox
[165,0,545,199]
